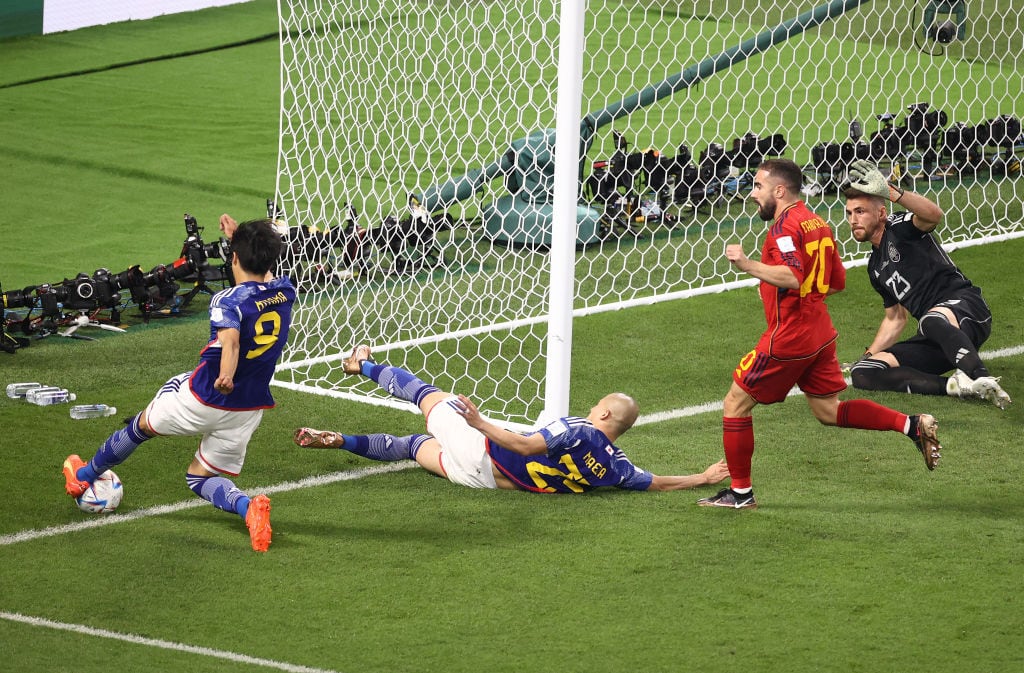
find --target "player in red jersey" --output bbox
[697,159,942,510]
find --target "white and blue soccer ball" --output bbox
[76,470,123,514]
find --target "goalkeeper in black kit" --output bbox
[842,160,1011,410]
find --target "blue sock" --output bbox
[78,413,151,483]
[364,363,439,406]
[342,433,430,461]
[186,474,250,519]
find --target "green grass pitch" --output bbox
[1,2,1022,672]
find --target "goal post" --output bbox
[273,0,1024,424]
[545,0,587,422]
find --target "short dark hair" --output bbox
[759,158,803,193]
[229,219,285,276]
[843,187,886,207]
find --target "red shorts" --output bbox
[732,341,847,404]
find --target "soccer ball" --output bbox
[76,470,123,514]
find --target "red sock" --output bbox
[723,416,754,489]
[836,399,908,433]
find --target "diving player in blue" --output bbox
[64,217,295,551]
[294,344,729,493]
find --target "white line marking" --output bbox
[0,461,415,547]
[0,611,343,673]
[4,344,1020,548]
[979,344,1024,360]
[635,400,723,425]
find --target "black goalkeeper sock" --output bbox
[849,359,948,395]
[918,312,989,378]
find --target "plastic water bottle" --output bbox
[70,404,117,420]
[6,382,43,398]
[24,386,63,403]
[28,389,77,406]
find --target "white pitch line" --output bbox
[979,344,1024,360]
[635,400,723,425]
[0,611,343,673]
[0,461,415,547]
[4,344,1020,548]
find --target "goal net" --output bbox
[274,0,1024,424]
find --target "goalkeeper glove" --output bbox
[846,159,904,201]
[841,349,875,377]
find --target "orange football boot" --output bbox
[245,494,272,552]
[63,454,90,497]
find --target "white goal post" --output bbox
[273,0,1024,424]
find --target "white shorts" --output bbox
[144,372,264,476]
[425,396,497,489]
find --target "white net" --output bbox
[274,0,1024,423]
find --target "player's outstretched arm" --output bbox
[455,394,547,456]
[646,459,730,491]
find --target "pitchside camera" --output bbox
[57,272,120,311]
[975,115,1023,151]
[812,140,870,172]
[918,0,967,48]
[903,102,948,151]
[182,214,231,266]
[172,213,232,291]
[942,115,1022,160]
[726,132,788,170]
[927,19,958,43]
[868,103,948,160]
[1,281,37,310]
[2,210,243,341]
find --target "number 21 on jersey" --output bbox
[526,454,591,493]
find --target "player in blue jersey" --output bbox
[63,216,295,552]
[293,344,730,493]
